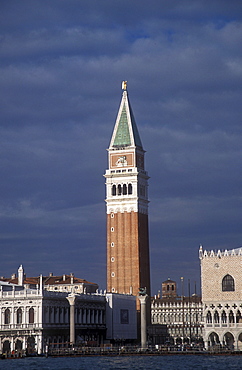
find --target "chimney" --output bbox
[18,265,24,286]
[70,273,74,284]
[11,273,16,279]
[40,274,43,291]
[49,272,53,277]
[63,275,66,281]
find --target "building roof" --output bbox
[43,275,97,286]
[109,82,143,150]
[0,281,19,287]
[162,279,176,284]
[0,274,97,287]
[152,295,202,304]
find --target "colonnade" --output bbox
[205,309,242,325]
[43,303,105,325]
[204,331,242,350]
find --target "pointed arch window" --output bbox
[206,311,212,324]
[236,310,242,323]
[128,184,132,195]
[123,184,127,195]
[229,310,234,323]
[221,311,227,323]
[222,274,235,291]
[214,311,219,323]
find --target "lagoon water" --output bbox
[0,355,242,370]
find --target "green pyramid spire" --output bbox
[113,106,131,147]
[110,82,143,149]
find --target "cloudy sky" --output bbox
[0,1,241,296]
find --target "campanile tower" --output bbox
[104,82,150,297]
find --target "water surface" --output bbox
[0,355,241,370]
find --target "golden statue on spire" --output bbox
[122,81,127,90]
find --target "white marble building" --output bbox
[0,267,106,355]
[0,266,138,355]
[151,296,203,345]
[151,279,203,345]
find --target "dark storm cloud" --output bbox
[0,0,241,294]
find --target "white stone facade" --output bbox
[104,166,149,215]
[200,245,242,350]
[0,286,43,355]
[43,273,98,294]
[151,296,203,344]
[0,283,106,355]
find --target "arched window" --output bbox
[222,274,235,291]
[4,309,10,325]
[206,311,212,323]
[236,310,242,323]
[15,339,22,351]
[123,184,127,195]
[117,184,122,196]
[27,336,35,351]
[221,311,227,323]
[112,185,116,196]
[128,184,132,194]
[214,311,219,323]
[229,310,234,323]
[159,314,162,323]
[29,308,34,324]
[17,308,22,324]
[2,340,10,353]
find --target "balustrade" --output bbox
[0,323,41,330]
